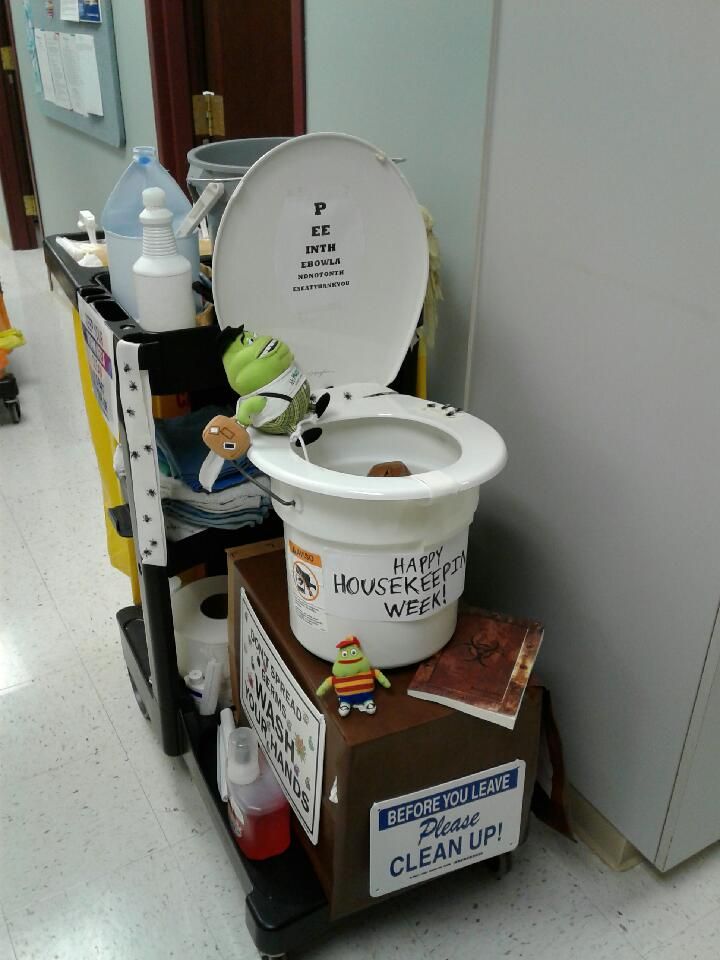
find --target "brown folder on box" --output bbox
[408,610,544,728]
[227,543,543,919]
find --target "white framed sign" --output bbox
[369,760,525,897]
[239,588,326,844]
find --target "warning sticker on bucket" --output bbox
[287,540,327,630]
[326,530,469,623]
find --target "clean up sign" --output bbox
[369,761,525,897]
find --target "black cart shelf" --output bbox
[45,235,332,957]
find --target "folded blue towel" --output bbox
[154,405,259,493]
[162,500,270,530]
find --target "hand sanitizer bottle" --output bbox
[226,727,290,860]
[133,187,196,332]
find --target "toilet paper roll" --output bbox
[172,575,231,705]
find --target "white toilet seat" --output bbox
[247,384,507,501]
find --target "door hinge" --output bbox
[1,46,15,72]
[192,90,225,138]
[23,195,38,217]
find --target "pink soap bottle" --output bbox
[226,727,290,860]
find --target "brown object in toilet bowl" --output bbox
[367,460,412,477]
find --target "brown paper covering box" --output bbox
[228,543,542,919]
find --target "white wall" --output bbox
[305,0,495,405]
[9,0,156,237]
[467,1,720,862]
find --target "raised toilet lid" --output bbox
[212,133,429,390]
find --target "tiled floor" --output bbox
[1,243,719,959]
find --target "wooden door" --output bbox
[145,0,305,189]
[203,0,299,139]
[0,0,39,249]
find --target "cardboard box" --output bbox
[228,544,542,919]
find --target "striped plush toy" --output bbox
[316,637,391,718]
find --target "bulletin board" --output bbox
[26,0,125,147]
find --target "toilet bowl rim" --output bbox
[246,387,507,502]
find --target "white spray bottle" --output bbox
[133,186,196,332]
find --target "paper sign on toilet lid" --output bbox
[286,530,468,627]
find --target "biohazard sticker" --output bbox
[287,539,327,630]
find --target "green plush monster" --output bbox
[316,636,391,717]
[219,325,329,440]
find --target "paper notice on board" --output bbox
[74,34,103,115]
[59,33,87,115]
[78,0,102,23]
[34,30,56,104]
[44,32,71,109]
[60,0,79,21]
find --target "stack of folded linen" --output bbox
[160,474,269,539]
[155,405,271,539]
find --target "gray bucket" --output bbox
[186,137,290,240]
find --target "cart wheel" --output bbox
[490,851,513,877]
[260,955,287,960]
[6,400,20,423]
[127,670,150,720]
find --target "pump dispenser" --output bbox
[133,187,196,332]
[226,727,290,859]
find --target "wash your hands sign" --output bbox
[370,761,525,896]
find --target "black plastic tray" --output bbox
[182,710,330,957]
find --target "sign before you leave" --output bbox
[370,761,525,897]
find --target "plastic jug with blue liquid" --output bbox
[101,146,200,318]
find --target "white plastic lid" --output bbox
[227,727,260,785]
[212,133,429,389]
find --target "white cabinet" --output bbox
[466,0,720,868]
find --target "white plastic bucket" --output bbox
[267,417,480,669]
